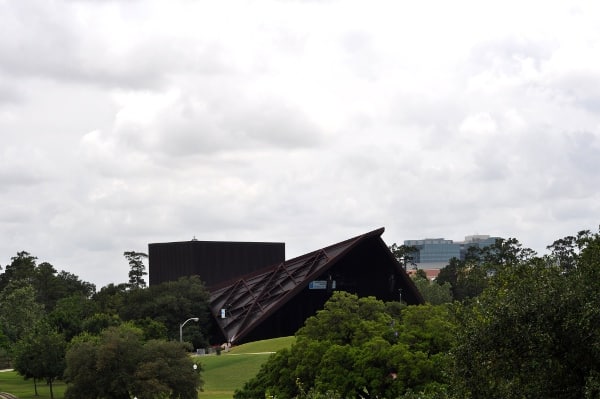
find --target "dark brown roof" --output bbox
[209,228,424,343]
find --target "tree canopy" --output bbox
[2,227,600,399]
[64,324,203,399]
[235,292,455,399]
[0,250,212,396]
[452,229,600,399]
[12,320,66,399]
[124,250,148,289]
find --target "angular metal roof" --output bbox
[209,227,423,343]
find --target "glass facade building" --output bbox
[403,239,460,264]
[404,235,502,268]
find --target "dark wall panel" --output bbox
[149,240,285,287]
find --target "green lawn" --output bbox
[199,336,295,398]
[0,371,66,399]
[0,336,295,399]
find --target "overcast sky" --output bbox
[1,0,599,288]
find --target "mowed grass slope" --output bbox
[199,336,295,399]
[0,370,66,399]
[0,336,294,399]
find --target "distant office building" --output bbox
[403,238,460,267]
[404,234,502,269]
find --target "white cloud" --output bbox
[1,0,600,286]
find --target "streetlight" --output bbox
[180,317,199,343]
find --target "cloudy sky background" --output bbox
[1,0,599,288]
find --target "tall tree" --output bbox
[31,262,60,310]
[546,229,593,270]
[0,327,10,369]
[411,274,452,305]
[480,237,537,269]
[436,256,487,302]
[0,282,44,344]
[31,263,94,311]
[92,283,128,315]
[120,276,210,348]
[133,339,203,399]
[235,292,454,399]
[453,229,600,399]
[124,251,148,289]
[0,251,37,292]
[13,320,66,399]
[48,294,98,340]
[389,244,418,270]
[64,324,202,399]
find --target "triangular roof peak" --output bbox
[209,227,423,343]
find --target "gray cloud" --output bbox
[106,89,323,159]
[1,0,600,286]
[467,36,556,76]
[0,80,22,105]
[0,2,230,90]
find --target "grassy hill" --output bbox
[199,336,295,399]
[0,371,66,399]
[0,336,295,399]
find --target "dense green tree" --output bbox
[124,251,148,289]
[389,243,418,270]
[0,282,44,344]
[133,339,203,398]
[31,263,95,312]
[30,262,60,310]
[55,270,95,299]
[120,276,210,347]
[297,292,390,345]
[92,282,128,315]
[0,327,10,369]
[0,252,94,316]
[64,324,202,399]
[12,320,66,399]
[81,313,122,335]
[452,230,600,399]
[546,229,593,270]
[435,238,537,302]
[48,294,98,340]
[235,292,454,399]
[480,237,537,269]
[0,251,37,292]
[63,333,100,398]
[411,274,452,305]
[435,257,487,301]
[130,317,169,340]
[434,258,459,293]
[65,325,146,399]
[89,277,210,346]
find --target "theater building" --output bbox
[149,227,423,344]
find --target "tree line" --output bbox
[235,228,600,399]
[0,251,210,398]
[2,227,599,398]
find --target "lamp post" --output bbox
[179,317,199,343]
